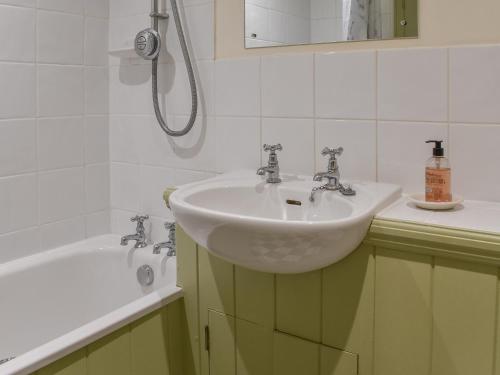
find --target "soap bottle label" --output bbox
[425,168,451,202]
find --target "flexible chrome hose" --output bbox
[152,0,198,137]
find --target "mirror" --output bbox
[245,0,418,48]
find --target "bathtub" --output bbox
[0,234,182,375]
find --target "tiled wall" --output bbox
[245,0,311,48]
[109,0,500,244]
[0,0,109,262]
[214,45,500,203]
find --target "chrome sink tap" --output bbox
[121,215,149,248]
[153,222,176,255]
[310,147,356,202]
[257,144,283,183]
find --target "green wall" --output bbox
[178,221,500,375]
[33,299,188,375]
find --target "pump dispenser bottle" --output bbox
[425,140,451,202]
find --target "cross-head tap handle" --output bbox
[131,215,149,224]
[263,144,283,153]
[321,147,343,159]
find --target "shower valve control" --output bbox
[135,28,161,60]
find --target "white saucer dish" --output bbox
[408,193,464,210]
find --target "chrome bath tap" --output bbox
[310,147,355,202]
[153,222,176,256]
[257,144,283,183]
[121,215,149,248]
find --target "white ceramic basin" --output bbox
[170,171,401,273]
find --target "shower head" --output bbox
[135,28,161,60]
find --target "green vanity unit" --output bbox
[177,217,500,375]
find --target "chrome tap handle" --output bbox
[164,222,176,242]
[263,144,283,153]
[321,147,343,158]
[131,215,149,224]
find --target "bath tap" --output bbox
[121,215,149,248]
[257,144,283,183]
[153,222,176,256]
[310,147,356,202]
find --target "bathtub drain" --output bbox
[0,357,15,365]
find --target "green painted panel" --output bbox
[235,319,273,375]
[208,310,235,375]
[37,349,86,375]
[235,266,275,328]
[167,299,188,375]
[176,225,201,375]
[87,326,130,375]
[374,248,432,375]
[276,270,322,342]
[322,244,374,374]
[431,258,497,375]
[199,247,235,374]
[320,346,357,375]
[198,247,235,316]
[130,308,171,375]
[273,332,319,375]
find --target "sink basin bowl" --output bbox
[169,171,401,273]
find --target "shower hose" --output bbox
[152,0,198,137]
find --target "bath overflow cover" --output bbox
[137,265,154,286]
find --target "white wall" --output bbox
[0,0,109,262]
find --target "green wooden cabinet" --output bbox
[178,217,500,375]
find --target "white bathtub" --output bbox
[0,234,182,375]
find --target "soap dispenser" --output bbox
[425,140,451,202]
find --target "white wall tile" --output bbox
[0,119,37,177]
[109,64,152,115]
[216,117,261,173]
[39,168,85,224]
[110,162,141,211]
[378,48,448,122]
[169,116,217,172]
[315,119,376,181]
[85,67,108,114]
[108,14,148,52]
[140,165,176,218]
[377,121,448,193]
[37,0,84,14]
[40,217,86,251]
[0,63,36,118]
[85,116,109,164]
[262,54,314,118]
[85,210,110,237]
[184,3,214,61]
[261,117,314,175]
[0,0,35,7]
[109,116,143,163]
[109,0,147,18]
[135,116,176,167]
[37,11,84,64]
[84,17,108,66]
[450,45,500,124]
[215,58,261,117]
[85,0,108,17]
[0,174,38,234]
[38,65,84,117]
[38,117,84,170]
[316,51,376,119]
[450,124,500,202]
[0,5,35,62]
[0,228,40,264]
[85,163,110,212]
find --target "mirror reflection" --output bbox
[245,0,418,48]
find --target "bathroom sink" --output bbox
[169,171,401,273]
